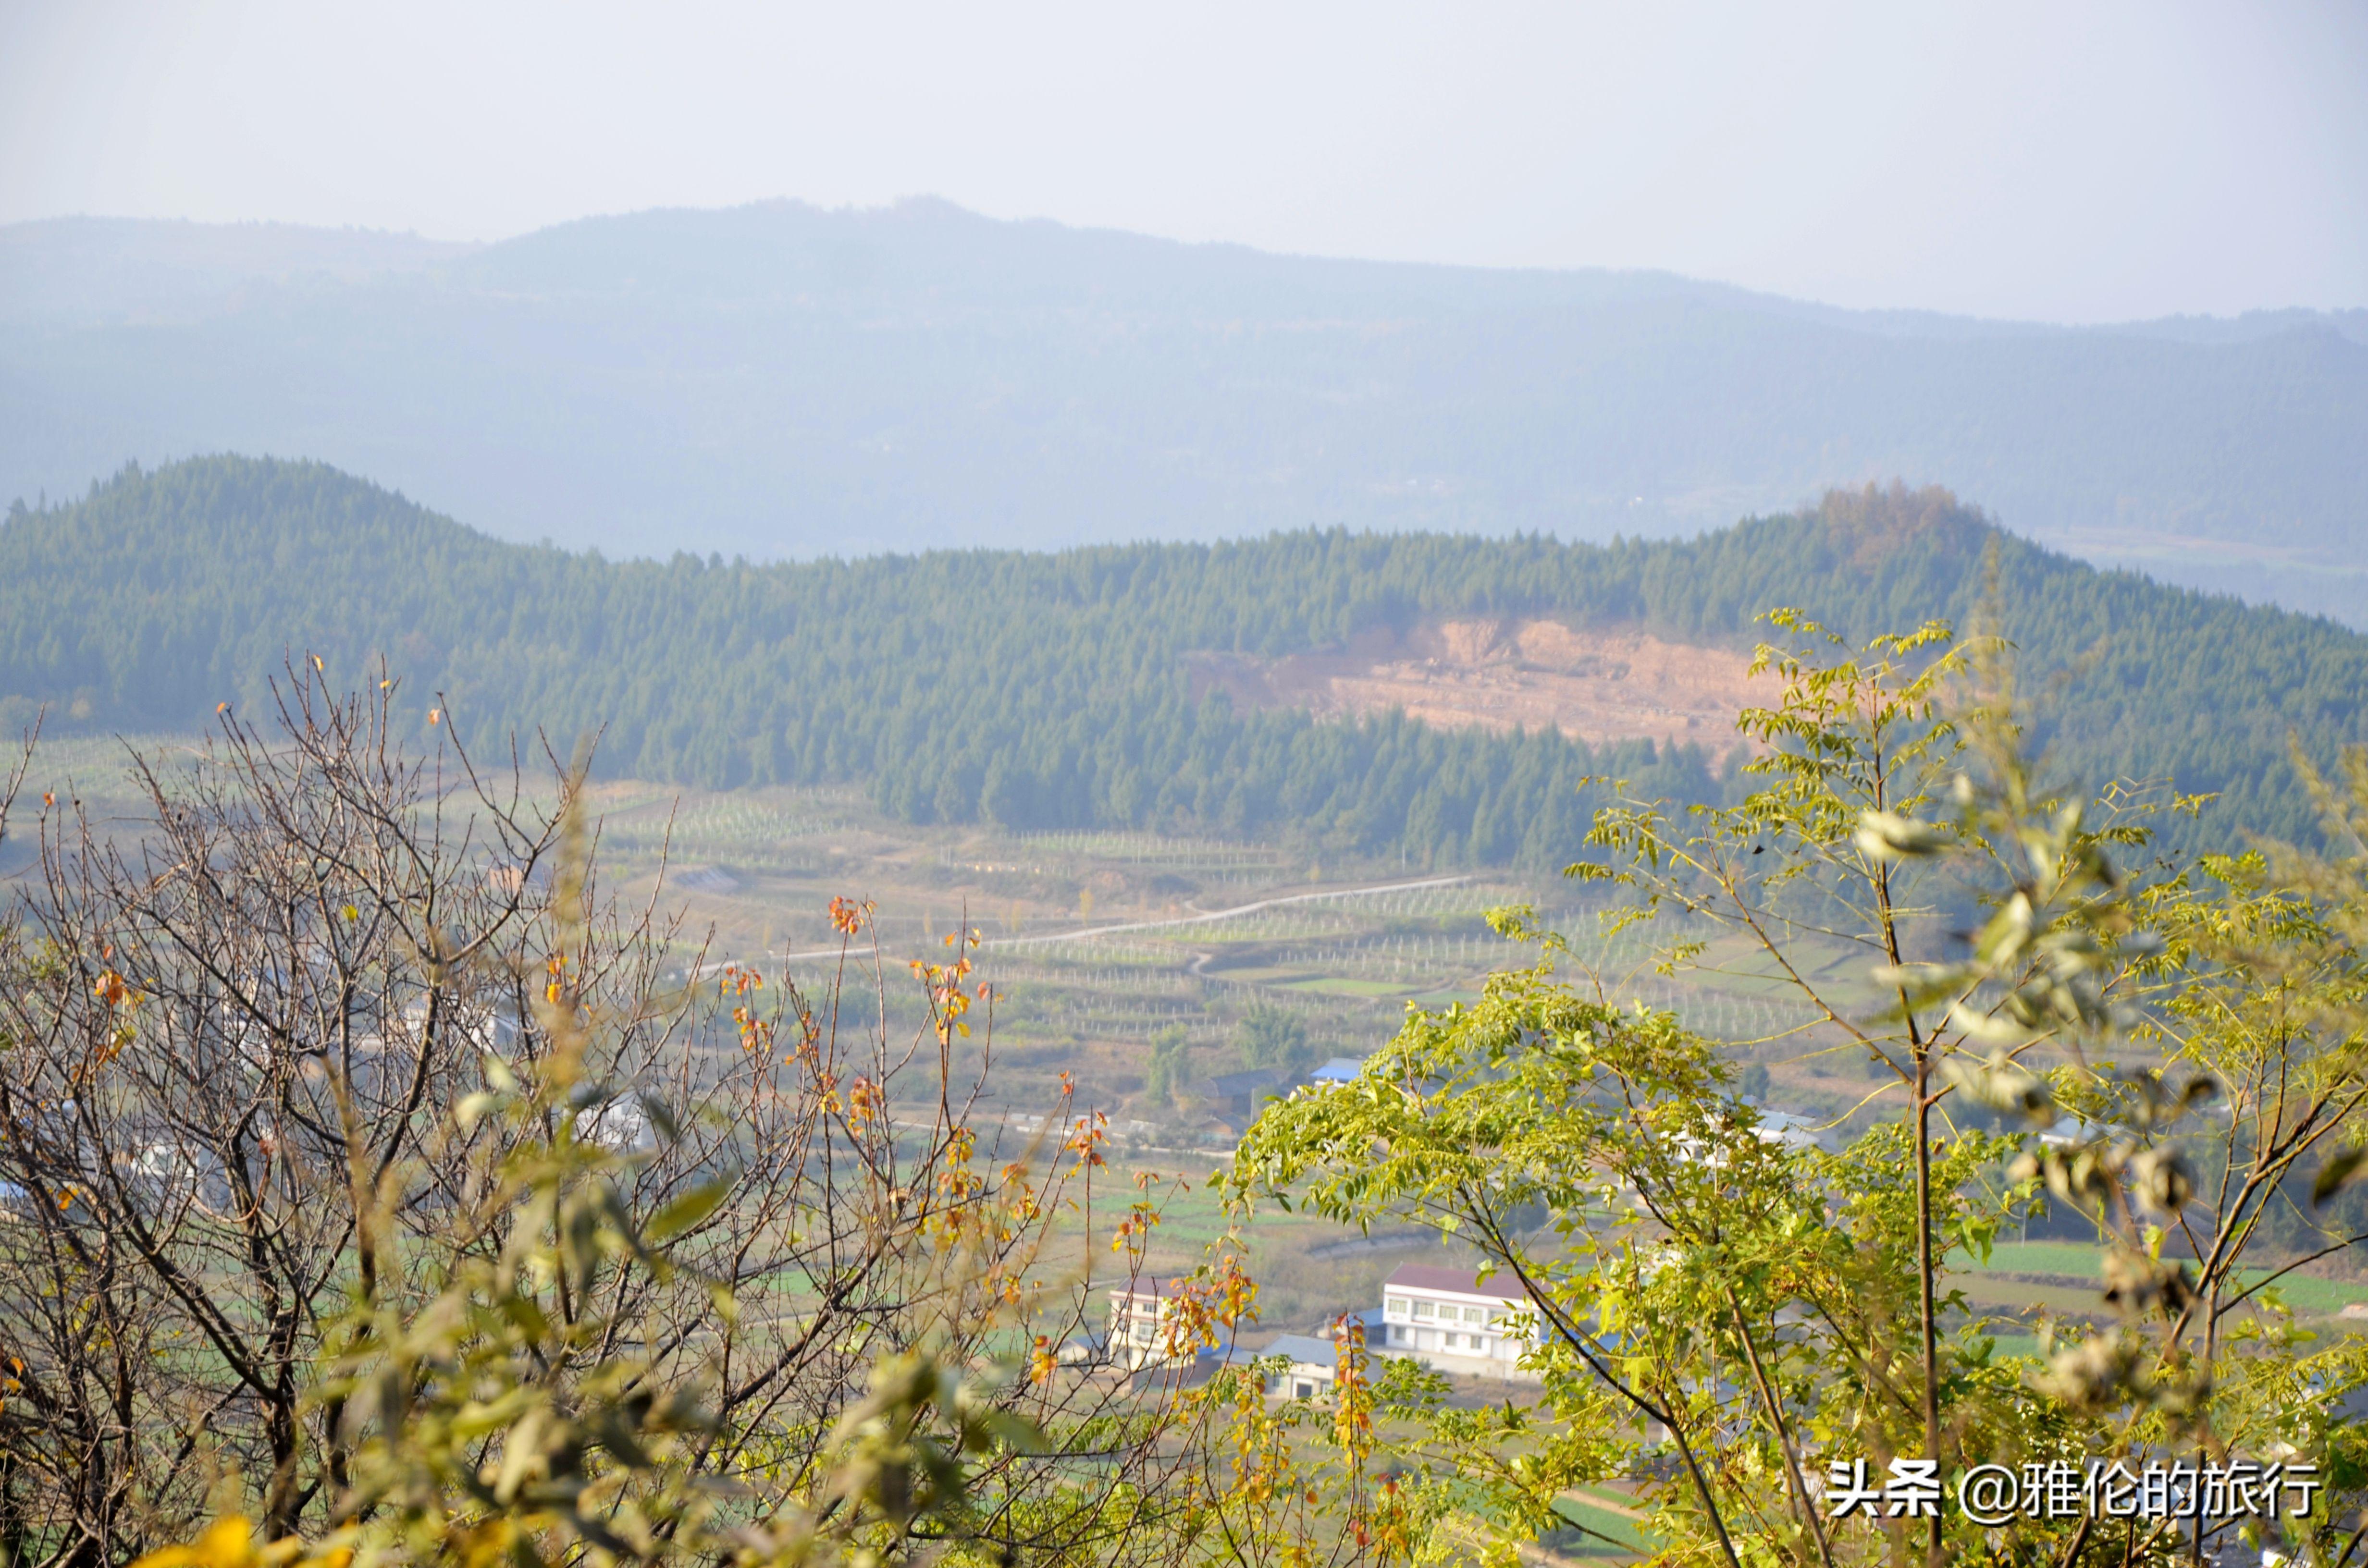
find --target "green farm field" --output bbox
[14,734,2368,1358]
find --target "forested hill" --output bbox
[5,456,2366,865]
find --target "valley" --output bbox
[8,40,2364,1560]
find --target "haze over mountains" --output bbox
[4,199,2365,624]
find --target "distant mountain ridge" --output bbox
[13,204,2364,344]
[2,200,2365,620]
[0,217,471,326]
[6,455,2367,864]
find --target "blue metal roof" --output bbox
[1263,1334,1340,1369]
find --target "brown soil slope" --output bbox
[1187,620,1767,750]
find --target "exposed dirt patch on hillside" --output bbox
[1187,620,1768,751]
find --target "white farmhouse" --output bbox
[1375,1264,1541,1382]
[1104,1277,1199,1371]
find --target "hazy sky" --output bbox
[3,0,2363,323]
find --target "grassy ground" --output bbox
[1951,1239,2368,1321]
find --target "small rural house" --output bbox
[1375,1264,1541,1382]
[1256,1334,1342,1400]
[1104,1277,1200,1371]
[1199,1067,1297,1121]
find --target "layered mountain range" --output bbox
[4,201,2363,620]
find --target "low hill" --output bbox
[3,203,2366,621]
[4,456,2365,865]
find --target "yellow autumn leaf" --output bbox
[131,1514,254,1568]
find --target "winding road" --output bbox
[765,873,1475,965]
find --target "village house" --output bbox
[1252,1333,1342,1400]
[1198,1066,1297,1121]
[1104,1277,1200,1371]
[1374,1263,1542,1382]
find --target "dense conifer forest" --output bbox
[5,454,2365,866]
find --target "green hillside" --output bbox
[5,455,2365,865]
